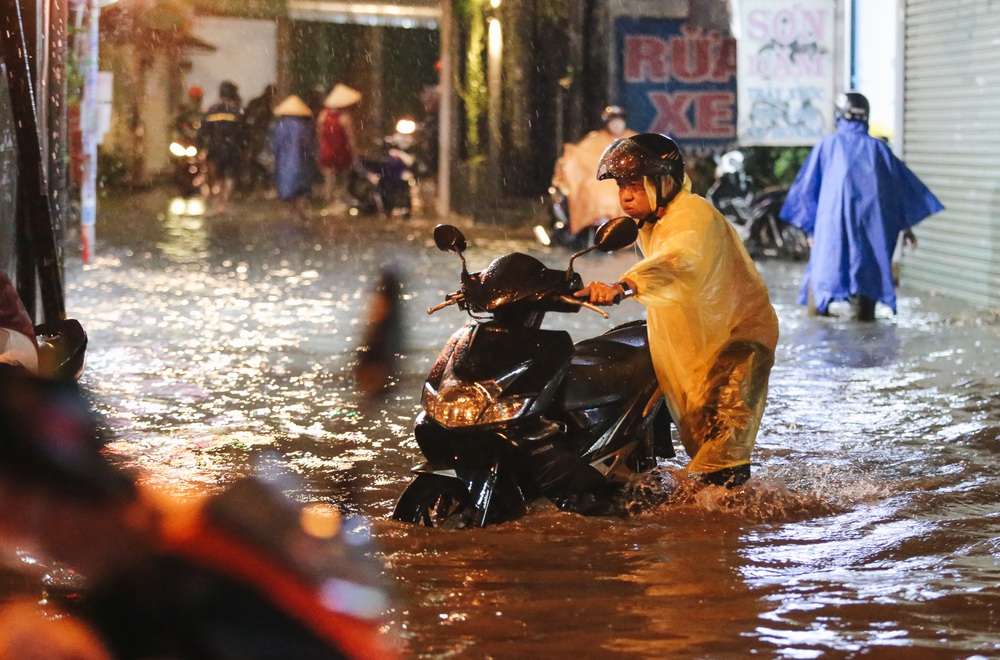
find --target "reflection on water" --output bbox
[46,200,1000,656]
[159,199,209,263]
[788,320,901,368]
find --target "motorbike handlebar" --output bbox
[558,295,610,319]
[427,294,463,315]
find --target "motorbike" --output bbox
[391,218,674,529]
[706,149,810,261]
[535,130,629,250]
[168,137,206,198]
[534,186,599,251]
[350,119,423,218]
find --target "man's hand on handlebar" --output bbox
[574,279,634,307]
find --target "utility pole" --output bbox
[436,0,453,218]
[79,0,99,263]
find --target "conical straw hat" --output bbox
[324,83,362,109]
[274,94,312,117]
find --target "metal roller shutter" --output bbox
[902,0,1000,308]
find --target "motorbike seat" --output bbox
[558,322,655,411]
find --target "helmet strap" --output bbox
[642,175,679,223]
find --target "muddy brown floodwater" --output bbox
[12,192,1000,658]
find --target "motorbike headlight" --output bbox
[169,142,187,157]
[185,146,198,157]
[423,379,532,428]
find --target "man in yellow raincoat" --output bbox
[575,134,779,487]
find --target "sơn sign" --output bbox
[737,0,836,146]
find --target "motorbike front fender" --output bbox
[397,462,527,528]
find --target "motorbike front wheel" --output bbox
[391,474,474,528]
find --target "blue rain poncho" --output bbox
[271,116,317,201]
[779,119,944,313]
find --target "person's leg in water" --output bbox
[684,342,774,489]
[205,158,236,216]
[216,164,236,214]
[292,194,310,220]
[850,295,877,321]
[203,160,219,209]
[324,168,351,215]
[807,284,831,317]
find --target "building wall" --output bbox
[853,0,897,141]
[142,57,174,175]
[187,17,278,108]
[900,0,1000,308]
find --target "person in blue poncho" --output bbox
[270,95,318,220]
[779,92,944,321]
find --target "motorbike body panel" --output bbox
[429,322,573,399]
[553,321,663,463]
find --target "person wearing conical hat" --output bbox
[270,95,317,220]
[317,84,361,215]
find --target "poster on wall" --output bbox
[737,0,836,145]
[616,18,737,155]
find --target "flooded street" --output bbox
[53,194,1000,657]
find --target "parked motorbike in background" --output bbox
[168,137,206,198]
[536,185,598,251]
[707,149,809,261]
[391,218,674,529]
[350,119,423,218]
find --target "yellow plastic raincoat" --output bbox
[552,128,636,234]
[622,186,779,475]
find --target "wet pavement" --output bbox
[9,188,1000,657]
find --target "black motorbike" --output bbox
[350,119,423,218]
[168,137,206,198]
[533,186,598,251]
[706,150,809,261]
[391,218,673,528]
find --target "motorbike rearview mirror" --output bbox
[434,223,470,278]
[566,216,638,278]
[593,216,639,253]
[433,224,467,254]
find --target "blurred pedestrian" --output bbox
[355,267,405,397]
[415,85,440,177]
[0,367,148,585]
[305,82,327,119]
[551,105,637,238]
[0,599,111,660]
[241,83,277,193]
[270,95,318,221]
[0,368,399,660]
[198,80,244,216]
[780,91,944,321]
[317,83,361,215]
